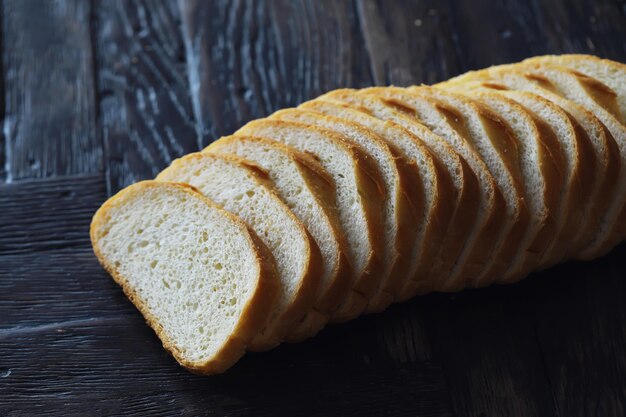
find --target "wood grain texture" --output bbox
[179,0,375,142]
[0,325,452,416]
[532,246,626,417]
[440,0,626,74]
[2,0,101,182]
[1,0,626,415]
[0,249,131,329]
[95,0,198,195]
[354,0,462,85]
[0,174,106,254]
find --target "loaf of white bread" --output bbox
[91,54,626,374]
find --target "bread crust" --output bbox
[443,59,626,260]
[440,64,613,266]
[90,181,279,374]
[522,55,626,124]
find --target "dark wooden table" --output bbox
[1,1,625,415]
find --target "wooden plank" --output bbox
[178,0,377,142]
[2,0,101,182]
[0,174,106,254]
[0,249,132,328]
[354,0,462,85]
[436,0,626,75]
[424,282,557,416]
[95,0,198,195]
[532,244,626,416]
[0,321,452,416]
[419,246,626,417]
[532,0,626,60]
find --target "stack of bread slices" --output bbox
[91,54,626,374]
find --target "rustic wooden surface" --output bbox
[1,0,625,415]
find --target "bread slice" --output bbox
[405,86,529,287]
[317,89,479,295]
[268,108,420,313]
[360,87,507,291]
[295,99,453,302]
[442,73,618,262]
[90,181,278,374]
[235,119,386,322]
[204,135,351,341]
[439,87,564,282]
[156,153,322,350]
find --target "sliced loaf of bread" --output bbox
[204,135,352,341]
[443,70,590,270]
[235,119,386,322]
[90,181,278,374]
[156,153,322,350]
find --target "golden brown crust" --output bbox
[437,79,567,270]
[401,143,458,298]
[441,89,561,285]
[312,104,428,302]
[298,99,430,302]
[522,55,626,124]
[478,92,565,281]
[90,180,279,374]
[331,137,386,313]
